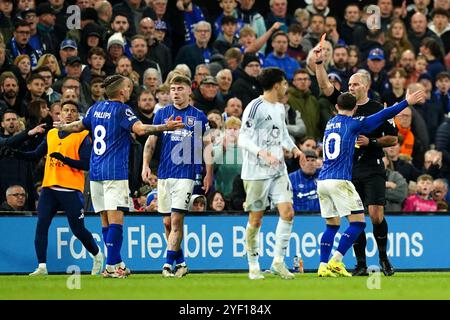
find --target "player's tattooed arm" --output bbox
[134,116,185,135]
[54,120,85,133]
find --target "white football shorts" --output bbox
[157,178,195,214]
[243,174,293,212]
[317,179,365,218]
[90,180,131,213]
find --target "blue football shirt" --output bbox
[319,100,408,181]
[82,100,139,181]
[153,104,209,179]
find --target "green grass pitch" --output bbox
[1,272,449,300]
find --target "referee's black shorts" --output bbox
[352,160,386,206]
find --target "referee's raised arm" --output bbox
[313,44,335,97]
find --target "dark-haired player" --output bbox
[239,67,305,280]
[317,90,426,277]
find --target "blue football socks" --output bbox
[320,225,340,263]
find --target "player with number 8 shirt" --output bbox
[54,75,184,278]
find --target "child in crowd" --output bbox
[403,174,438,212]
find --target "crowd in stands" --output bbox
[0,0,449,214]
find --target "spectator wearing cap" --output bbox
[20,8,43,55]
[429,8,450,53]
[33,3,57,54]
[103,32,125,75]
[53,57,91,113]
[0,0,14,44]
[263,31,300,82]
[7,20,42,68]
[130,35,160,84]
[58,39,78,77]
[230,53,263,108]
[213,15,241,55]
[192,75,225,114]
[64,56,84,80]
[288,149,320,212]
[154,20,170,47]
[78,22,104,65]
[174,21,216,76]
[365,47,389,95]
[133,184,152,211]
[288,69,322,141]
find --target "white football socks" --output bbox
[246,222,261,267]
[273,218,293,264]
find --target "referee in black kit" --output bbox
[313,45,396,276]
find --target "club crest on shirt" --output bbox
[186,116,195,127]
[125,108,136,121]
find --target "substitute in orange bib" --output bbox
[13,100,104,276]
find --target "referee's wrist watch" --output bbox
[369,138,378,146]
